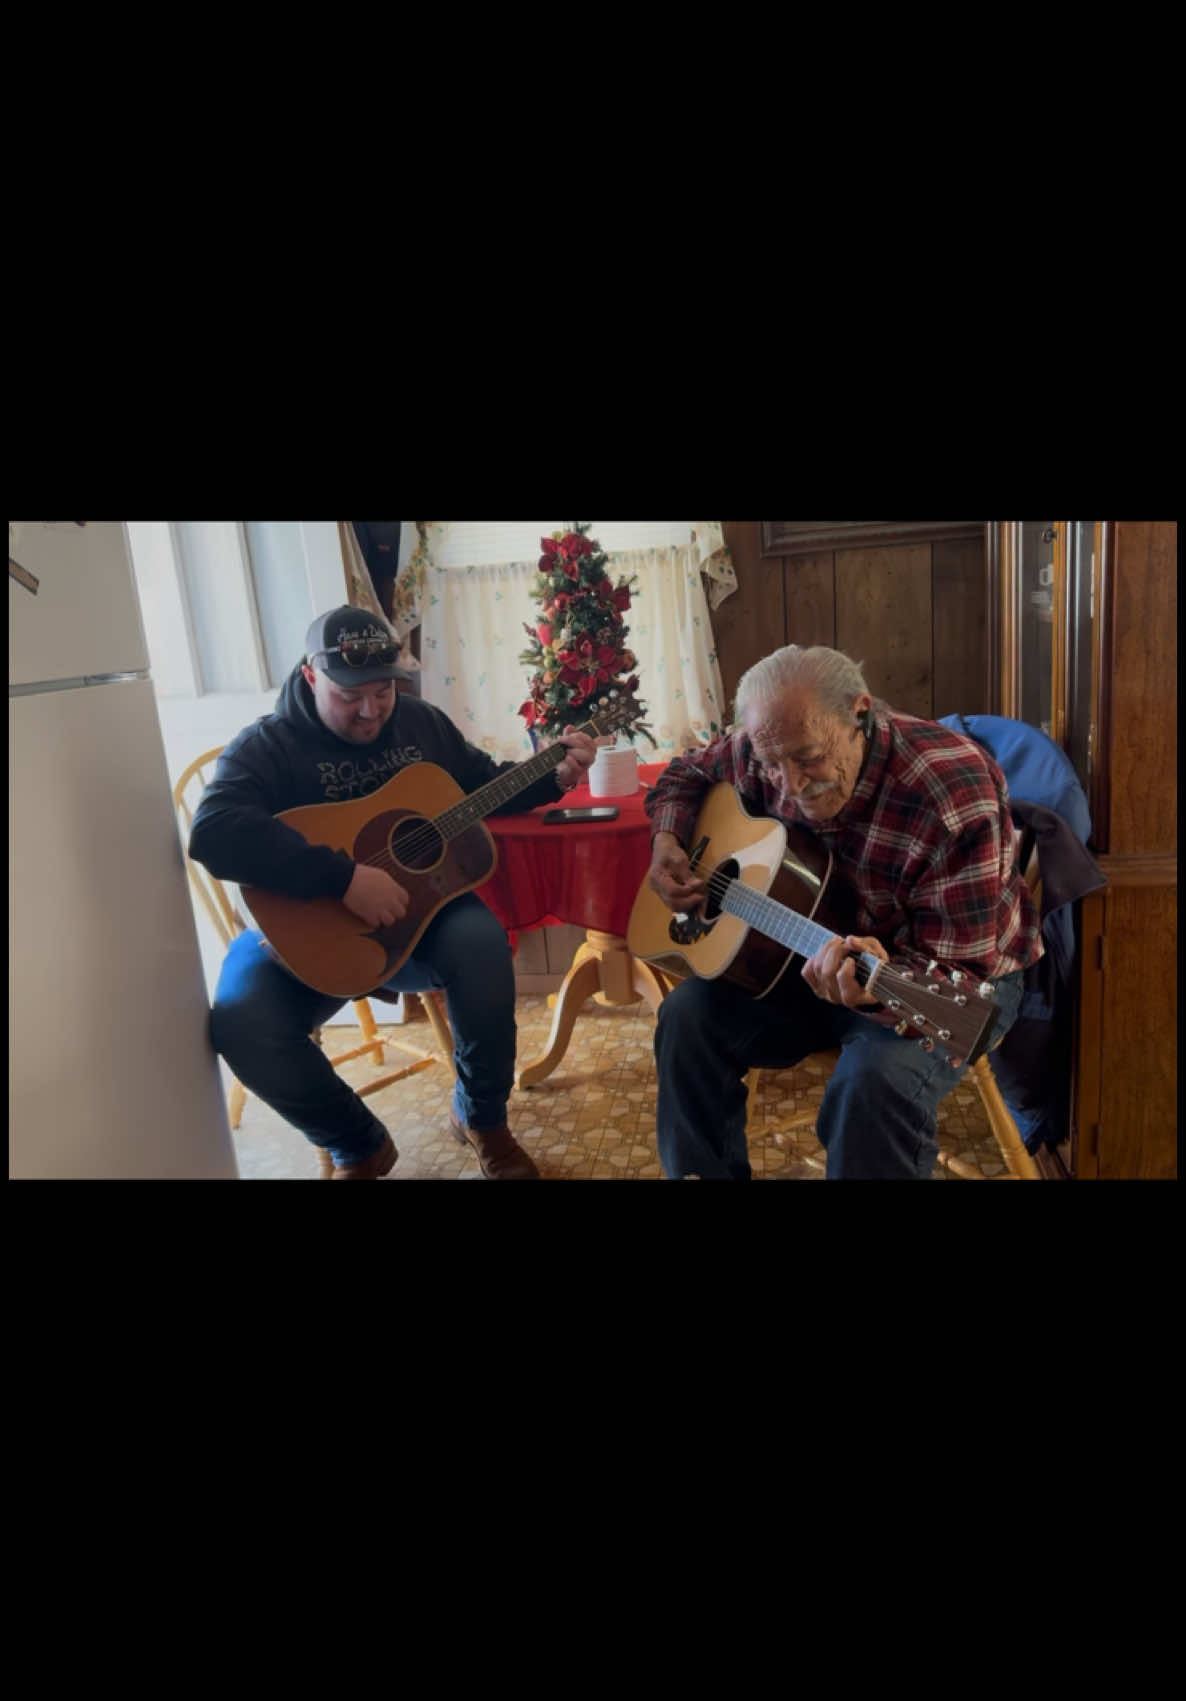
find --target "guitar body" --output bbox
[241,762,498,997]
[626,782,860,997]
[627,780,1001,1066]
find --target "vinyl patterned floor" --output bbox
[229,995,1008,1181]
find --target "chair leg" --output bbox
[936,1149,989,1180]
[421,989,456,1077]
[969,1055,1040,1179]
[229,1078,247,1131]
[352,997,385,1065]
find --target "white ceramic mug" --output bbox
[588,742,640,798]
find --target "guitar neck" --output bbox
[721,880,880,979]
[715,866,998,1064]
[434,737,571,841]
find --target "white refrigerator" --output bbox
[9,521,238,1179]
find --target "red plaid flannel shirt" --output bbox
[646,707,1043,981]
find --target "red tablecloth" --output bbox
[479,760,667,938]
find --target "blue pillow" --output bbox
[938,714,1091,843]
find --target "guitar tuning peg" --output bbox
[978,981,996,999]
[918,1037,935,1053]
[925,959,940,977]
[949,969,964,984]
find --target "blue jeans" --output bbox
[209,894,516,1169]
[654,964,1026,1180]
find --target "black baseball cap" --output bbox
[304,605,410,686]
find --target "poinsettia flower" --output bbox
[613,586,631,611]
[597,645,618,666]
[563,556,580,581]
[598,578,614,597]
[541,538,560,556]
[519,700,537,726]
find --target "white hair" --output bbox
[735,645,871,721]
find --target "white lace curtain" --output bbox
[407,523,736,763]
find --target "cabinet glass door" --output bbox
[995,519,1100,796]
[1017,521,1056,735]
[1064,520,1098,795]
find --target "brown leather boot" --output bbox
[330,1133,398,1180]
[449,1112,540,1179]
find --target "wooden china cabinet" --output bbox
[988,521,1177,1178]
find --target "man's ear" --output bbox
[300,663,317,688]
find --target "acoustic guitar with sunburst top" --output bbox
[626,781,1000,1069]
[240,694,641,999]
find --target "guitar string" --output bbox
[329,743,979,1047]
[348,791,961,1015]
[341,711,622,873]
[682,849,861,968]
[679,848,981,1044]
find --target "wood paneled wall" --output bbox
[1102,520,1177,858]
[715,522,988,721]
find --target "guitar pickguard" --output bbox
[669,910,714,946]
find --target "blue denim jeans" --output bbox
[209,894,516,1169]
[654,964,1026,1180]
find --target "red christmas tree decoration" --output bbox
[518,522,653,744]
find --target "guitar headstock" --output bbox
[578,688,650,744]
[869,958,1000,1068]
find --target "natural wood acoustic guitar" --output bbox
[241,695,640,998]
[626,781,1000,1069]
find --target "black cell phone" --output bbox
[541,806,620,823]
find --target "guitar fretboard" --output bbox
[432,715,607,840]
[720,879,881,978]
[432,745,566,840]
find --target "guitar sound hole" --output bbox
[388,815,444,872]
[703,859,738,922]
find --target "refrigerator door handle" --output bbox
[10,670,151,697]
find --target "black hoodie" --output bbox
[188,665,567,901]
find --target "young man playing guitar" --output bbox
[189,605,598,1179]
[643,645,1042,1180]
